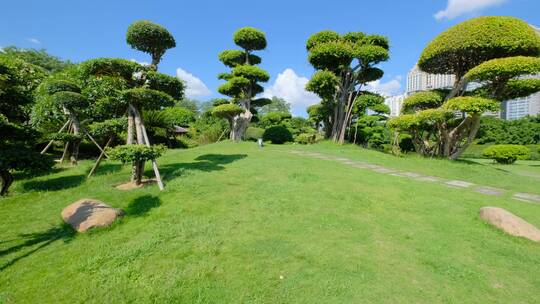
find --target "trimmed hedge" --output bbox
[263,125,293,144]
[244,127,264,141]
[482,144,530,164]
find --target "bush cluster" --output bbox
[263,125,293,144]
[482,144,530,164]
[107,144,165,163]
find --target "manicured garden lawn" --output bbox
[1,141,540,303]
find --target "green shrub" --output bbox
[244,127,265,141]
[294,133,318,145]
[398,134,415,152]
[482,144,530,164]
[263,125,293,144]
[108,144,165,163]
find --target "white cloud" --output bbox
[28,38,41,45]
[434,0,507,20]
[130,58,150,66]
[365,76,402,97]
[176,68,211,98]
[263,68,320,116]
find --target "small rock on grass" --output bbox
[62,199,125,232]
[479,207,540,242]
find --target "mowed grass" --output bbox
[1,141,540,303]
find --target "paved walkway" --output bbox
[288,150,540,204]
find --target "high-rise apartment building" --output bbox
[406,64,455,93]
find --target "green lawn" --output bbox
[1,141,540,303]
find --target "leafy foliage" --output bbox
[244,127,265,141]
[442,96,499,114]
[108,144,165,163]
[483,144,530,164]
[126,20,176,66]
[233,27,267,51]
[146,71,185,100]
[263,125,293,144]
[476,115,540,145]
[121,88,175,110]
[419,16,540,76]
[211,103,244,120]
[401,91,445,114]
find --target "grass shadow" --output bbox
[0,223,75,271]
[149,153,247,182]
[125,194,161,217]
[22,175,85,192]
[87,162,123,176]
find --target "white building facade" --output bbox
[406,64,455,93]
[384,94,406,117]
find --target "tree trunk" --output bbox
[230,108,252,141]
[66,109,81,166]
[127,108,135,144]
[449,115,481,160]
[0,169,13,196]
[130,105,146,184]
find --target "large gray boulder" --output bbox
[61,199,124,232]
[480,207,540,242]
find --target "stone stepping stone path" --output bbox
[513,193,540,204]
[474,186,505,196]
[287,150,540,205]
[445,180,475,188]
[415,176,441,182]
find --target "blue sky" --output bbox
[1,0,539,116]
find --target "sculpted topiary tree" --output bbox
[0,56,53,195]
[215,27,271,140]
[37,79,88,165]
[126,20,176,69]
[80,20,183,188]
[389,17,540,159]
[305,31,390,144]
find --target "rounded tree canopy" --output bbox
[251,98,272,107]
[80,58,143,81]
[219,50,262,67]
[233,27,267,51]
[401,91,445,113]
[162,107,196,127]
[308,40,354,71]
[52,91,87,109]
[501,78,540,100]
[354,45,389,65]
[43,79,81,95]
[369,103,390,115]
[305,70,339,100]
[126,20,176,57]
[306,30,341,51]
[357,67,384,83]
[218,76,251,97]
[108,144,165,163]
[443,96,499,114]
[212,98,230,107]
[465,56,540,83]
[419,16,540,76]
[122,88,175,110]
[89,117,127,138]
[354,93,385,112]
[231,65,270,82]
[211,103,244,119]
[146,71,185,100]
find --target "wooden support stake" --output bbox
[84,131,109,158]
[87,136,114,178]
[141,123,164,191]
[40,119,71,154]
